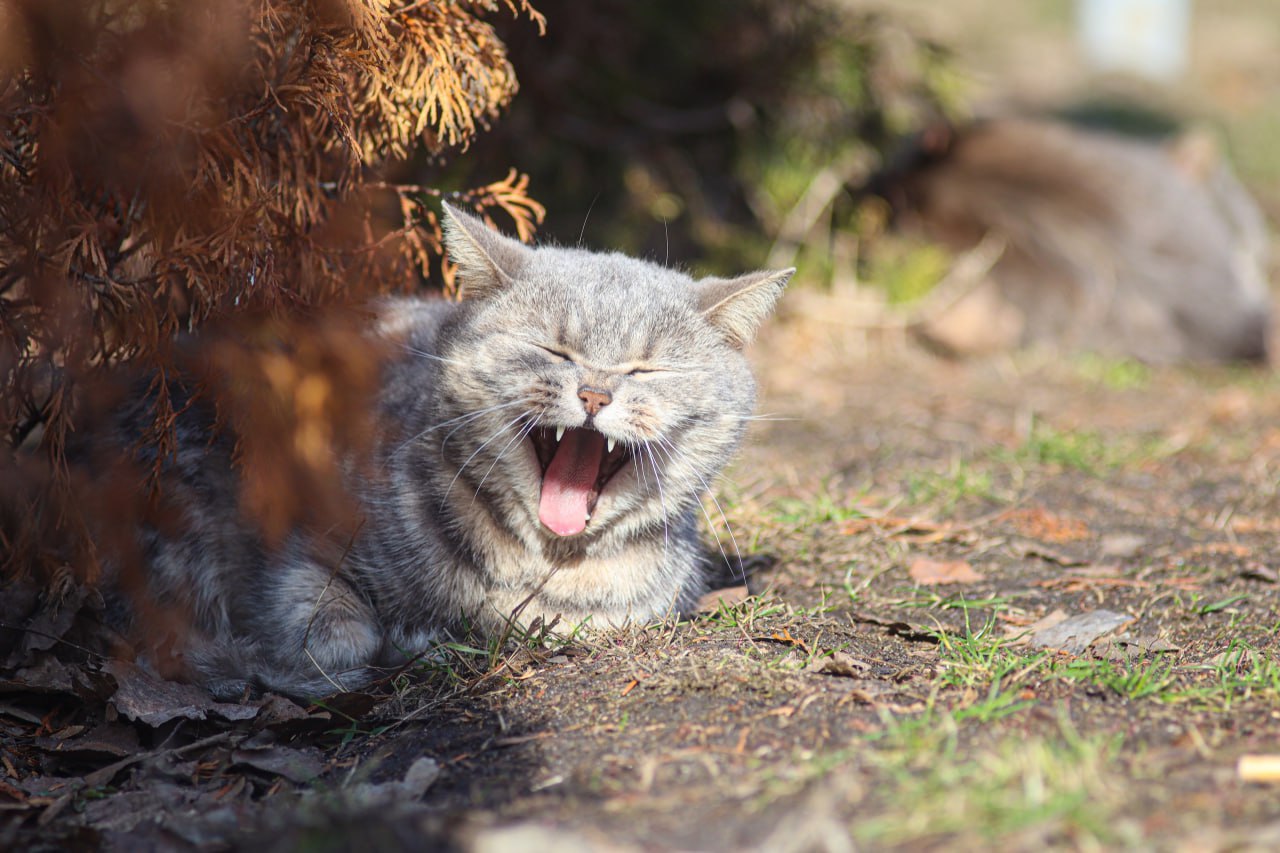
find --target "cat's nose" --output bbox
[578,386,612,416]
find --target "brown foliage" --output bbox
[0,0,544,580]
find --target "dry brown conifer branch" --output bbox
[0,0,544,580]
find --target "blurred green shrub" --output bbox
[435,0,966,273]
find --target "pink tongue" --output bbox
[539,429,604,536]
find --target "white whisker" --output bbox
[671,412,795,426]
[640,444,671,556]
[399,344,464,366]
[725,414,796,423]
[471,414,538,504]
[444,410,534,505]
[440,399,535,449]
[392,398,533,459]
[579,193,600,247]
[654,436,743,580]
[633,442,652,495]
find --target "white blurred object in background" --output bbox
[1078,0,1190,81]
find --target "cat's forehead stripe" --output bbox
[553,297,665,362]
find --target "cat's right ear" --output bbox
[441,202,533,300]
[696,267,795,349]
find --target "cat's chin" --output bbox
[529,425,634,537]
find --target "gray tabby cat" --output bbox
[112,204,792,699]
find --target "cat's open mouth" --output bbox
[530,426,632,537]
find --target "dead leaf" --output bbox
[1006,609,1069,643]
[265,691,377,737]
[1099,533,1147,560]
[83,731,236,793]
[1039,574,1139,592]
[766,628,808,651]
[1094,635,1180,661]
[0,579,104,668]
[697,585,749,612]
[1,654,114,701]
[1028,610,1133,655]
[908,559,983,585]
[0,580,41,661]
[344,756,440,807]
[35,723,140,760]
[1241,564,1278,584]
[1016,541,1089,567]
[76,784,193,835]
[806,651,871,678]
[104,660,259,725]
[840,516,950,537]
[231,745,325,783]
[848,613,939,643]
[255,693,310,726]
[1209,388,1253,423]
[1001,507,1090,542]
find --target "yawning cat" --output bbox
[108,204,792,699]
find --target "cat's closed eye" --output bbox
[536,344,572,362]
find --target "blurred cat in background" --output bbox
[871,117,1271,363]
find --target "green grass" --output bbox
[406,610,589,690]
[891,590,1017,611]
[1054,657,1178,701]
[922,607,1279,713]
[701,594,790,632]
[1195,592,1251,615]
[853,710,1124,849]
[1047,642,1280,712]
[863,239,953,305]
[767,487,868,528]
[935,615,1047,690]
[1173,641,1280,711]
[904,457,998,512]
[754,606,1276,849]
[1017,423,1116,474]
[1071,353,1152,390]
[1008,420,1171,476]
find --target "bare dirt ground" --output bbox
[4,312,1280,851]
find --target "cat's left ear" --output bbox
[441,201,534,300]
[695,268,794,348]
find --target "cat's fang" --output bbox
[555,425,565,442]
[606,437,615,453]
